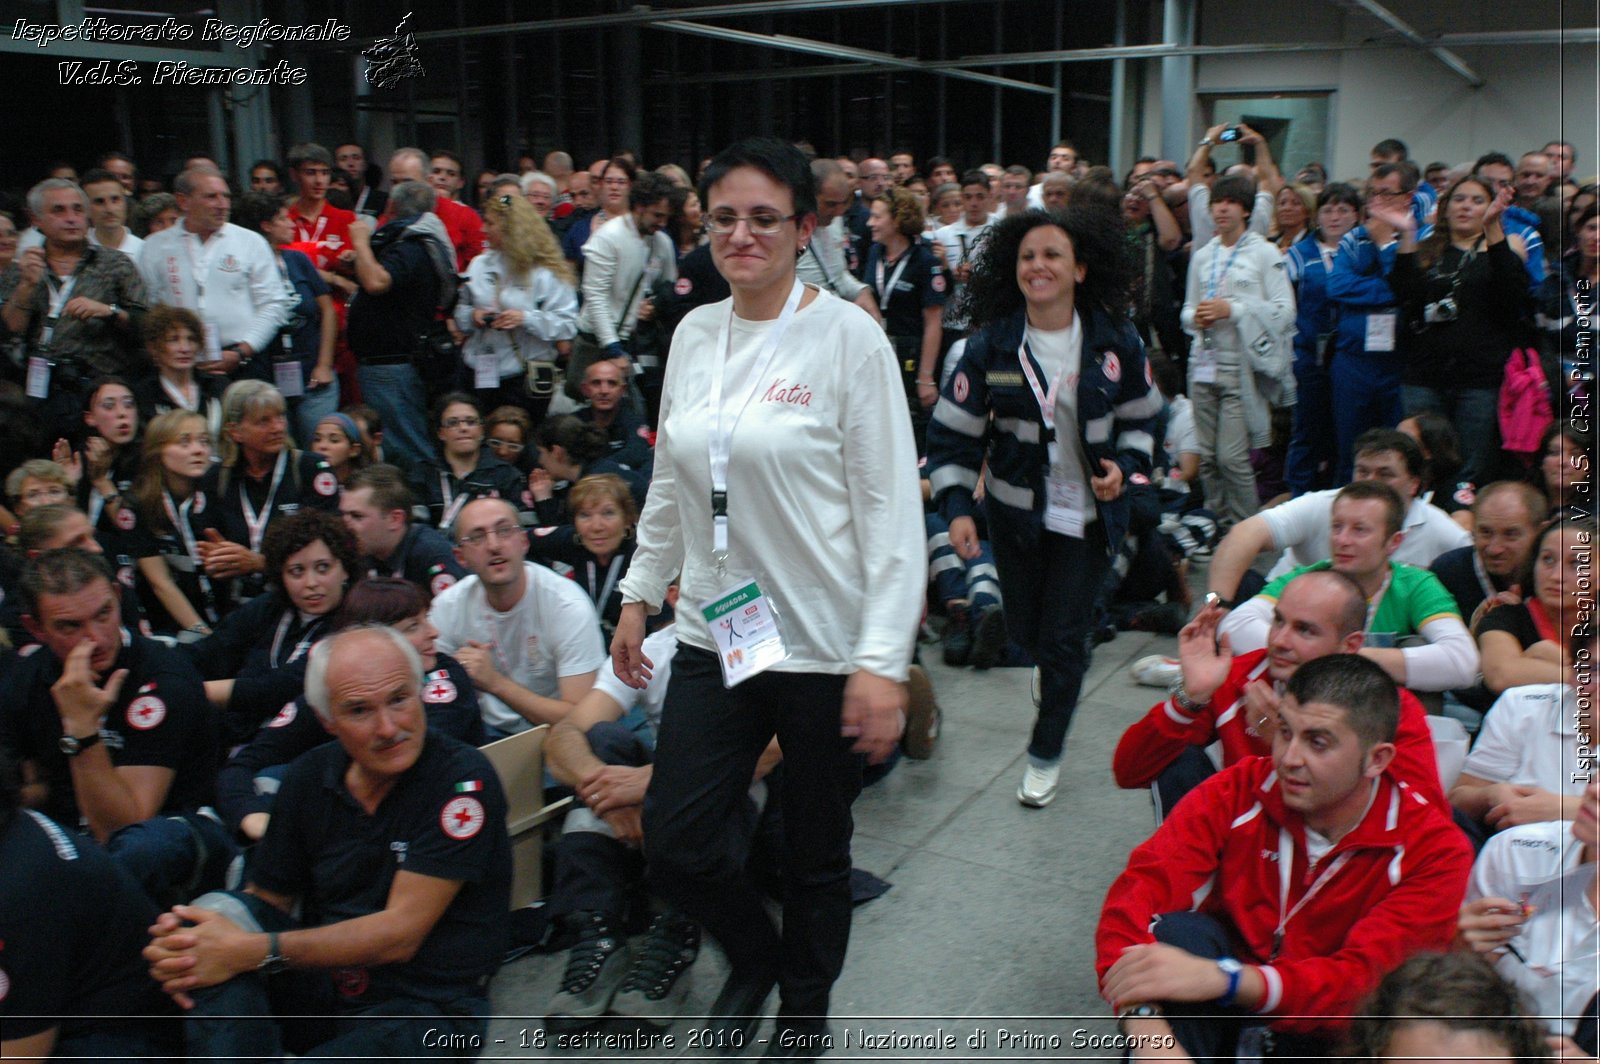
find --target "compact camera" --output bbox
[1422,297,1459,325]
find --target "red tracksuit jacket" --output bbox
[1096,756,1472,1035]
[1111,649,1447,808]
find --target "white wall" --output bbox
[1133,0,1594,181]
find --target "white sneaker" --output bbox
[1130,654,1182,688]
[1017,763,1059,807]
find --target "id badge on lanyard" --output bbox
[700,279,806,686]
[1017,331,1088,539]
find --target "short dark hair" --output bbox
[262,510,359,594]
[1348,952,1547,1061]
[17,503,87,555]
[1316,181,1363,215]
[698,136,817,220]
[1370,138,1407,159]
[535,414,610,465]
[1354,428,1426,481]
[432,392,482,428]
[287,143,333,170]
[1369,162,1417,193]
[233,190,287,236]
[429,149,464,170]
[141,305,205,350]
[629,171,674,211]
[1335,480,1407,539]
[1474,151,1515,175]
[1286,653,1399,749]
[1210,174,1256,214]
[79,168,122,190]
[248,159,285,183]
[332,576,429,629]
[345,463,414,518]
[19,548,113,620]
[960,169,991,191]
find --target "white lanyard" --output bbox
[586,555,624,611]
[707,279,805,556]
[1206,236,1247,300]
[1363,569,1394,635]
[273,255,298,354]
[162,489,216,620]
[1015,317,1082,467]
[874,251,912,314]
[1273,827,1354,961]
[1318,242,1337,274]
[269,611,317,668]
[438,471,471,531]
[238,450,288,554]
[294,212,328,246]
[355,186,372,214]
[806,244,836,292]
[38,267,82,349]
[87,482,109,529]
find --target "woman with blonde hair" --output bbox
[456,191,580,422]
[129,409,217,637]
[1272,182,1316,251]
[866,185,949,449]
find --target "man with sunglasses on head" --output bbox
[430,497,604,740]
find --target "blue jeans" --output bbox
[1401,384,1499,485]
[289,376,341,450]
[356,362,432,480]
[104,811,238,906]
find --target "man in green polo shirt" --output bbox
[1220,481,1479,692]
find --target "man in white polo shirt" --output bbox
[138,166,291,380]
[430,497,604,738]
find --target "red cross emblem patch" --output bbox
[423,675,457,704]
[440,796,485,839]
[127,695,166,730]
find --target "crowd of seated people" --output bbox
[0,124,1592,1060]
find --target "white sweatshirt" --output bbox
[618,286,925,681]
[138,220,292,355]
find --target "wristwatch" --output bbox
[1169,677,1206,713]
[1199,136,1214,147]
[258,930,289,975]
[1117,1003,1162,1032]
[59,731,101,757]
[1216,957,1244,1007]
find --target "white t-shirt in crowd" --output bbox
[1461,683,1588,796]
[1467,820,1598,1038]
[431,562,607,734]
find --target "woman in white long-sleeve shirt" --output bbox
[454,193,578,423]
[611,137,924,1046]
[1180,173,1296,530]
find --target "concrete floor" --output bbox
[482,625,1180,1060]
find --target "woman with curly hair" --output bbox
[181,508,361,742]
[925,206,1162,807]
[865,185,948,449]
[456,191,580,422]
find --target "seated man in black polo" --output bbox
[145,625,511,1061]
[0,752,181,1060]
[340,463,465,596]
[574,358,652,472]
[0,548,227,904]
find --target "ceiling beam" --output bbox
[1338,0,1482,87]
[402,0,1015,42]
[656,19,1058,95]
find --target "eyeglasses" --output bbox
[458,524,522,547]
[705,210,799,236]
[601,177,632,187]
[487,438,524,453]
[442,416,481,429]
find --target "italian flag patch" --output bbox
[455,780,483,794]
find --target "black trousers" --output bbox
[643,645,862,1020]
[992,522,1110,763]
